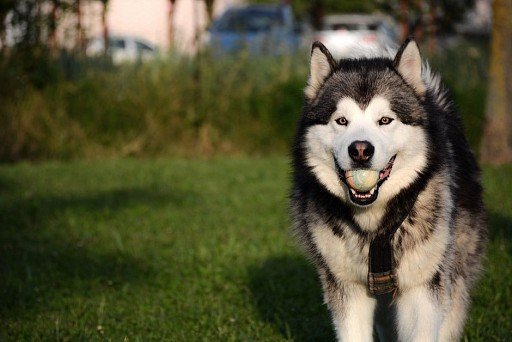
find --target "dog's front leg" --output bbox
[324,281,376,342]
[396,285,443,342]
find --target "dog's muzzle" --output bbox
[334,155,396,206]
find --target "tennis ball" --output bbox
[345,169,380,192]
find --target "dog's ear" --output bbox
[305,42,337,101]
[393,38,426,96]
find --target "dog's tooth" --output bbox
[350,188,356,195]
[370,188,375,195]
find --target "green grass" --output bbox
[1,157,510,340]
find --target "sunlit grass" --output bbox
[0,157,510,340]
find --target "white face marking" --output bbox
[331,96,398,171]
[305,96,428,211]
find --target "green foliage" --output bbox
[0,40,488,162]
[0,158,510,340]
[0,53,308,161]
[437,0,476,32]
[426,39,489,152]
[320,0,378,14]
[252,0,378,18]
[4,0,72,48]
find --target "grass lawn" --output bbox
[0,157,511,341]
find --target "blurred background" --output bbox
[0,0,509,163]
[1,1,511,340]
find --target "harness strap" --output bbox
[367,194,419,296]
[368,233,398,295]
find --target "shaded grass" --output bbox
[0,157,510,340]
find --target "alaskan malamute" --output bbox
[290,38,486,341]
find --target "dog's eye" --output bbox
[335,117,348,126]
[378,117,394,125]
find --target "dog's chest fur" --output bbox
[307,174,453,291]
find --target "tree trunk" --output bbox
[310,1,324,31]
[412,0,424,42]
[480,0,512,165]
[428,0,437,53]
[168,0,176,49]
[399,0,410,41]
[192,0,201,53]
[205,0,215,23]
[101,1,109,55]
[35,0,42,44]
[0,13,7,55]
[76,0,84,52]
[49,1,59,53]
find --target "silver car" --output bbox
[314,14,398,58]
[87,35,158,64]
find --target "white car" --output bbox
[314,14,398,58]
[87,35,158,64]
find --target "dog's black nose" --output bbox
[348,141,374,163]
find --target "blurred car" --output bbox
[87,35,158,64]
[205,4,300,55]
[314,14,398,58]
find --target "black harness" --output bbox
[368,226,401,295]
[367,189,420,296]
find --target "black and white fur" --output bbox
[291,39,486,341]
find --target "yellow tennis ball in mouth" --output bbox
[345,169,380,192]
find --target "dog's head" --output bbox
[299,38,432,208]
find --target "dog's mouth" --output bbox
[335,155,396,206]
